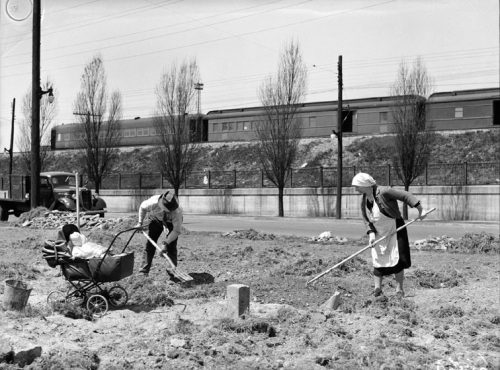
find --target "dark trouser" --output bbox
[373,218,411,277]
[141,219,178,273]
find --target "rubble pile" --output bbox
[310,231,348,244]
[222,229,276,240]
[17,211,135,231]
[412,235,456,251]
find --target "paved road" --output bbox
[109,212,499,241]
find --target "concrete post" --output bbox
[227,284,250,319]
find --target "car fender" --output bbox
[57,197,75,210]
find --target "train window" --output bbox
[222,123,228,131]
[63,133,70,141]
[244,122,250,130]
[137,128,149,136]
[228,122,234,131]
[57,133,62,141]
[455,107,463,118]
[123,129,137,137]
[309,117,316,128]
[379,112,388,123]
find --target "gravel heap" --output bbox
[16,208,135,231]
[412,236,456,251]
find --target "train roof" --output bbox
[206,95,417,119]
[428,87,500,103]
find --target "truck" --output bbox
[0,171,104,221]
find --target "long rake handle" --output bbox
[305,207,436,286]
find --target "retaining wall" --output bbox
[100,185,499,222]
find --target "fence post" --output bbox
[118,173,122,189]
[261,170,264,188]
[139,173,142,190]
[319,166,324,188]
[160,173,163,189]
[387,164,391,186]
[425,165,428,185]
[234,170,237,188]
[464,162,468,185]
[290,170,293,188]
[208,170,211,189]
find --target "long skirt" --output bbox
[373,218,411,277]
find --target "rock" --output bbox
[0,344,14,364]
[169,338,186,348]
[318,231,331,239]
[13,346,42,367]
[321,291,342,310]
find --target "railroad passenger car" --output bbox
[426,88,499,130]
[50,88,499,149]
[206,95,406,142]
[51,116,207,149]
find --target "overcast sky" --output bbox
[0,0,498,152]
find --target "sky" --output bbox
[0,0,498,152]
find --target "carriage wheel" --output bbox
[47,290,66,310]
[107,285,128,307]
[86,294,108,317]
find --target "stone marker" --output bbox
[227,284,250,319]
[322,291,341,310]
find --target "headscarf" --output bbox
[351,172,376,187]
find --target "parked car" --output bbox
[0,171,103,221]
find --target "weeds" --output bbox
[410,267,464,289]
[213,317,276,337]
[449,232,500,254]
[430,305,464,318]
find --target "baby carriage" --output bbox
[42,224,137,317]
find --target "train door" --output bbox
[342,109,353,132]
[493,99,499,126]
[201,119,208,142]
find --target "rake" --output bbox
[305,207,436,287]
[142,231,193,283]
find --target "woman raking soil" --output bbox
[352,172,430,298]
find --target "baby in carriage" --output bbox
[54,224,107,259]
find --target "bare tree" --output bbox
[390,57,435,218]
[256,40,307,217]
[73,55,122,192]
[17,78,57,172]
[154,59,201,196]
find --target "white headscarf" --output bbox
[352,172,376,187]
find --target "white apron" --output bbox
[367,201,399,268]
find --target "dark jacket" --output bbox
[361,186,421,234]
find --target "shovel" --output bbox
[306,207,436,287]
[142,231,193,283]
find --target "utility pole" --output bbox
[8,98,15,178]
[336,55,343,219]
[194,82,204,141]
[31,0,41,209]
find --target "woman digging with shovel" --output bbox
[351,172,430,298]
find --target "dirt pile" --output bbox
[0,221,499,369]
[16,208,136,231]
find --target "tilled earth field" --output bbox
[0,216,499,369]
